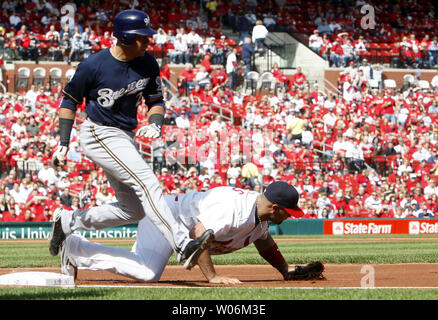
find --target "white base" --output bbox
[0,272,75,287]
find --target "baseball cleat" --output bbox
[60,237,77,281]
[49,208,66,256]
[182,229,214,270]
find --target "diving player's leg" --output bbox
[64,232,171,282]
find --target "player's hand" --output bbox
[136,123,162,139]
[51,145,68,166]
[208,275,242,285]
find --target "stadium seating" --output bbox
[0,0,437,222]
[32,67,46,87]
[49,68,63,88]
[15,67,30,92]
[244,71,259,94]
[383,79,397,89]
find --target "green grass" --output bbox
[1,235,438,300]
[2,235,438,268]
[1,287,438,300]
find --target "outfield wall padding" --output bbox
[2,219,438,239]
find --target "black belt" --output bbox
[87,117,133,132]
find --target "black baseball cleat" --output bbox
[182,229,214,270]
[48,208,66,256]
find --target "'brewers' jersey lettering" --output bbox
[60,48,163,130]
[97,78,150,108]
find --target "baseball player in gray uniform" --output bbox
[49,9,213,270]
[60,182,325,284]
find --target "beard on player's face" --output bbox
[270,207,289,225]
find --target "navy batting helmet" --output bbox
[113,9,157,46]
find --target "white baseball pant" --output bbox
[65,216,173,282]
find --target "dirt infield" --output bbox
[1,263,437,288]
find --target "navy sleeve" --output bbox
[60,59,94,111]
[142,55,165,109]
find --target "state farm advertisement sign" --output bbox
[324,219,438,235]
[407,220,438,234]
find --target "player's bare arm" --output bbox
[254,234,325,281]
[189,221,242,285]
[147,104,165,117]
[59,107,76,120]
[254,234,289,278]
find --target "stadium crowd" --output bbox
[0,0,438,223]
[1,0,438,70]
[1,59,438,222]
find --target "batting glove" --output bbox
[136,123,162,139]
[51,145,68,166]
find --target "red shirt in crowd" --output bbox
[179,68,196,82]
[211,70,227,87]
[291,71,306,87]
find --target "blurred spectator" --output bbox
[208,15,222,35]
[308,29,323,53]
[236,11,251,45]
[226,47,239,90]
[9,10,22,29]
[364,191,383,214]
[37,160,58,186]
[329,39,343,68]
[175,110,191,129]
[317,20,331,35]
[66,143,82,163]
[341,39,354,67]
[245,9,257,27]
[353,36,367,63]
[252,20,269,56]
[170,34,188,64]
[208,114,227,134]
[194,65,211,89]
[241,157,259,189]
[178,63,197,94]
[70,34,84,62]
[205,0,218,20]
[59,33,71,62]
[241,37,255,78]
[100,31,113,50]
[290,67,306,89]
[286,110,306,142]
[346,139,365,173]
[263,12,277,31]
[95,181,114,205]
[416,203,434,218]
[152,138,166,174]
[318,181,333,197]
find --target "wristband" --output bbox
[148,113,164,129]
[59,118,74,147]
[258,243,286,272]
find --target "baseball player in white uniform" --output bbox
[60,182,325,284]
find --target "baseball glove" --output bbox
[284,261,325,281]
